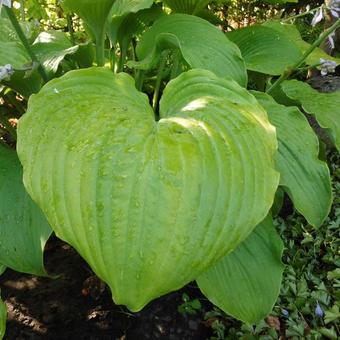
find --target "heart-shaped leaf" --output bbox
[0,145,52,276]
[226,25,302,75]
[281,80,340,151]
[132,14,247,87]
[253,92,332,227]
[17,68,278,311]
[197,214,284,324]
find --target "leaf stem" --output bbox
[152,52,168,114]
[5,6,49,83]
[95,30,106,67]
[266,19,340,94]
[67,14,76,46]
[281,5,322,23]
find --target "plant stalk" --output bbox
[5,6,49,83]
[152,52,169,114]
[95,30,106,67]
[67,14,76,46]
[266,19,340,94]
[281,5,322,22]
[20,0,25,21]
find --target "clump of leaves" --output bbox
[203,151,340,339]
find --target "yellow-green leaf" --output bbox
[17,68,278,311]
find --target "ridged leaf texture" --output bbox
[263,21,340,65]
[0,146,52,276]
[281,80,340,151]
[253,92,332,227]
[197,215,284,324]
[226,25,302,75]
[133,14,247,87]
[17,68,279,311]
[163,0,210,14]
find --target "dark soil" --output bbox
[0,236,212,340]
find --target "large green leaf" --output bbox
[110,0,153,17]
[17,68,278,311]
[281,80,340,151]
[0,17,19,43]
[0,146,52,276]
[197,215,284,324]
[0,293,5,340]
[62,0,116,41]
[0,41,30,69]
[163,0,210,14]
[132,14,247,87]
[226,25,302,75]
[263,21,340,65]
[253,92,332,227]
[31,31,79,73]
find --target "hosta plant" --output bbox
[0,0,339,337]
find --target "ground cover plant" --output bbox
[0,0,339,338]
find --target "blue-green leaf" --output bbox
[132,14,247,87]
[226,25,302,75]
[281,80,340,151]
[0,146,52,276]
[253,91,332,227]
[197,215,284,324]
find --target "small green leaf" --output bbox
[319,327,338,340]
[197,215,284,324]
[253,91,332,228]
[325,305,340,324]
[281,80,340,151]
[17,68,278,311]
[0,146,52,276]
[226,25,302,75]
[133,14,247,86]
